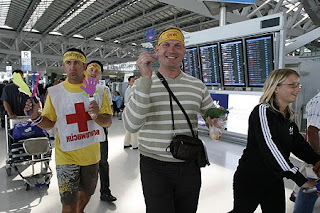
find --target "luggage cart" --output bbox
[5,115,53,190]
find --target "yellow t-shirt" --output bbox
[42,79,112,166]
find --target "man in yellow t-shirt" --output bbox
[86,60,117,202]
[24,48,112,213]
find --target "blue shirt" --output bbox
[112,96,123,109]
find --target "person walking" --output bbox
[123,26,220,213]
[123,75,138,149]
[293,91,320,213]
[86,60,117,202]
[24,48,113,213]
[231,69,320,213]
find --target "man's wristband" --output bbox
[31,115,41,121]
[32,115,43,125]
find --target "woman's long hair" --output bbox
[259,69,300,121]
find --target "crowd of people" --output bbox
[0,26,319,213]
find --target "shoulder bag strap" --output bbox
[156,72,197,138]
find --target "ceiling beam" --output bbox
[285,27,320,54]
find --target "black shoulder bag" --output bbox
[156,72,210,167]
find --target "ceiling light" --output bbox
[49,31,63,36]
[95,37,103,41]
[73,34,84,39]
[0,25,13,30]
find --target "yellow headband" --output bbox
[63,51,86,63]
[158,28,184,46]
[87,63,101,73]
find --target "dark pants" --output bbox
[232,167,285,213]
[140,155,201,213]
[99,128,110,195]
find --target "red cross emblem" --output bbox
[66,102,92,132]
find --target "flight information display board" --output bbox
[220,40,245,86]
[183,47,200,79]
[199,44,221,85]
[245,35,274,87]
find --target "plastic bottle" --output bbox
[88,97,96,119]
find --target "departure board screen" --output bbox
[183,47,200,79]
[220,40,245,86]
[246,35,274,87]
[199,44,221,86]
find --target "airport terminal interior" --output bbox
[1,0,320,212]
[1,117,320,213]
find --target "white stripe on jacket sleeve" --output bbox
[259,104,298,174]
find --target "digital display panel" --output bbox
[220,40,245,86]
[246,35,274,87]
[183,47,200,79]
[199,44,221,85]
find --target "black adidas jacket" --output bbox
[237,104,320,186]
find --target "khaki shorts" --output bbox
[56,163,98,205]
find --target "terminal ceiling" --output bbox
[0,0,319,75]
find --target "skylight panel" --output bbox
[23,0,54,31]
[53,0,96,32]
[0,0,11,27]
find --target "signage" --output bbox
[6,66,12,72]
[21,51,32,71]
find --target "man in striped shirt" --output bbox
[123,26,220,213]
[294,91,320,213]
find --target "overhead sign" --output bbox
[185,13,284,48]
[21,51,32,71]
[6,66,12,72]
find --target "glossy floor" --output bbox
[0,117,319,213]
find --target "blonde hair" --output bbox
[259,69,300,121]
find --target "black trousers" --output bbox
[99,128,110,195]
[140,155,201,213]
[232,166,285,213]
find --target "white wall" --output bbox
[286,56,320,105]
[285,56,320,130]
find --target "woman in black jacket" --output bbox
[231,69,320,212]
